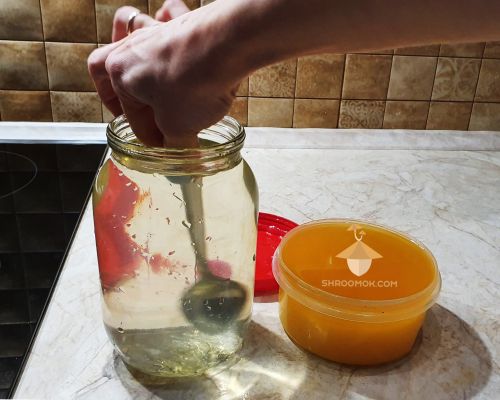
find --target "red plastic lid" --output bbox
[255,212,298,295]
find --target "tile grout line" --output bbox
[92,0,103,123]
[381,53,395,128]
[467,51,485,130]
[37,0,52,122]
[7,90,494,104]
[336,55,347,128]
[424,46,441,128]
[291,58,298,128]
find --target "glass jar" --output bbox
[92,115,258,377]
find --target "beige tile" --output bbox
[96,0,148,43]
[235,78,248,96]
[426,102,472,130]
[293,99,339,128]
[383,101,428,129]
[295,54,344,99]
[469,103,500,131]
[483,42,500,59]
[149,0,199,15]
[46,43,97,91]
[249,60,297,98]
[248,98,293,127]
[40,0,96,42]
[394,45,440,56]
[102,103,115,123]
[387,56,437,100]
[432,57,481,101]
[0,0,43,40]
[475,59,500,102]
[439,43,485,58]
[0,41,48,90]
[227,97,248,126]
[338,100,385,128]
[0,90,52,121]
[51,91,102,122]
[342,54,392,100]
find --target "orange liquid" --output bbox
[277,221,439,365]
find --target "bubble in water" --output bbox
[198,218,204,224]
[125,182,131,187]
[182,220,192,229]
[117,327,124,334]
[196,183,203,188]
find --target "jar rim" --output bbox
[272,219,441,322]
[106,115,245,173]
[107,114,244,157]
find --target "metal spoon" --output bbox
[168,175,247,334]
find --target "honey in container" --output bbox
[272,220,441,366]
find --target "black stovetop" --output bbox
[0,142,106,398]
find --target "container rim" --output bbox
[272,219,441,322]
[107,115,245,161]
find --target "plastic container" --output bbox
[93,115,258,377]
[272,219,441,366]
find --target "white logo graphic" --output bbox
[336,224,382,277]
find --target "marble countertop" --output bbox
[5,123,500,399]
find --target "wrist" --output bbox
[192,0,294,87]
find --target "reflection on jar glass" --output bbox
[92,115,258,377]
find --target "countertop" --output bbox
[5,123,500,399]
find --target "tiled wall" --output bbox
[2,0,500,130]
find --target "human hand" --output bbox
[88,1,239,147]
[111,0,190,43]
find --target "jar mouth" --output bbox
[106,115,245,174]
[272,219,441,323]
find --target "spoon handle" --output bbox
[180,177,210,277]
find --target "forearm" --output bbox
[213,0,500,79]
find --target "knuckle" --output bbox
[87,49,103,76]
[105,56,125,84]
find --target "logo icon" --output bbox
[336,224,382,277]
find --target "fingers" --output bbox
[155,0,190,21]
[88,40,128,116]
[112,6,159,42]
[120,98,164,147]
[163,131,200,148]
